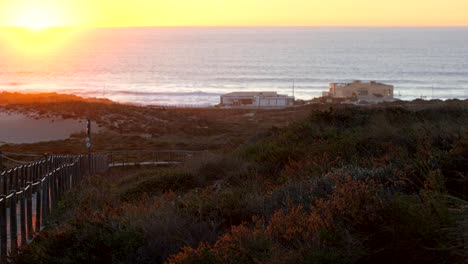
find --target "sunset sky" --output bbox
[0,0,467,29]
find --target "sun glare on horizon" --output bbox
[13,7,62,31]
[0,28,78,56]
[1,0,468,28]
[0,2,82,54]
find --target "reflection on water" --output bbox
[0,112,87,144]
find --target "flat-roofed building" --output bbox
[326,80,394,102]
[220,92,294,108]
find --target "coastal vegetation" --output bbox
[2,94,467,263]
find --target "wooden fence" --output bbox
[0,149,206,262]
[0,154,109,263]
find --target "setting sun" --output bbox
[0,0,84,29]
[0,1,81,54]
[14,8,59,30]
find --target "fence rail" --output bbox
[0,154,109,263]
[105,150,209,167]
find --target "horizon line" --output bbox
[1,25,468,29]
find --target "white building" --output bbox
[220,92,294,108]
[323,81,394,102]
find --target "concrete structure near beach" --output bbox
[220,92,294,108]
[322,80,394,103]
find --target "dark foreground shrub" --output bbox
[18,219,144,264]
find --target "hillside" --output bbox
[13,100,468,264]
[0,92,313,157]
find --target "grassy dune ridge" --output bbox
[3,94,467,263]
[0,92,312,158]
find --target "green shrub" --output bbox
[120,171,196,201]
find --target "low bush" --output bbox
[16,102,468,264]
[120,171,196,201]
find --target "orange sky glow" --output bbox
[0,0,467,29]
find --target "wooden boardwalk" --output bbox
[109,161,181,167]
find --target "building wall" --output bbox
[221,96,256,106]
[221,94,293,107]
[329,81,393,100]
[258,98,290,107]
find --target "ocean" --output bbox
[0,27,467,106]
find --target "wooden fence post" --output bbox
[21,166,26,190]
[0,195,7,262]
[49,170,57,207]
[52,170,57,207]
[45,172,50,218]
[26,183,33,241]
[19,188,26,248]
[71,164,74,187]
[72,163,76,187]
[8,171,12,195]
[68,164,71,190]
[9,190,17,254]
[66,164,70,191]
[0,172,5,196]
[61,162,64,188]
[36,181,42,233]
[63,166,66,193]
[44,155,48,178]
[69,163,72,188]
[14,169,19,194]
[31,164,36,184]
[18,167,22,191]
[58,168,61,201]
[57,168,62,199]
